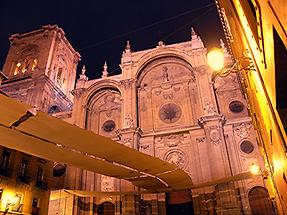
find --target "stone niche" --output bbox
[86,89,122,137]
[137,57,198,132]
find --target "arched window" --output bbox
[14,62,21,75]
[13,58,37,76]
[31,59,37,71]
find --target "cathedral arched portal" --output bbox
[97,201,115,215]
[136,56,199,132]
[248,186,276,215]
[85,87,122,138]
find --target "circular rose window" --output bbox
[102,120,116,132]
[240,140,254,154]
[159,103,182,123]
[229,100,244,113]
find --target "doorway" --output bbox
[248,186,276,215]
[97,201,115,215]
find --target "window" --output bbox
[274,27,287,133]
[19,159,28,177]
[13,58,37,75]
[36,166,44,184]
[0,150,11,170]
[14,62,21,75]
[31,59,37,71]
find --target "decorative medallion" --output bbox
[159,103,182,123]
[102,120,116,132]
[240,140,254,154]
[209,129,221,145]
[164,150,185,168]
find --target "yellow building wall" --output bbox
[217,0,287,213]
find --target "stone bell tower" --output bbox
[0,25,81,113]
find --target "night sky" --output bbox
[0,0,225,79]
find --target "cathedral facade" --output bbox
[0,25,275,215]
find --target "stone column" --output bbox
[121,194,140,215]
[199,114,242,214]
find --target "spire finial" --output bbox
[79,65,88,81]
[102,61,108,78]
[126,40,131,50]
[191,27,196,36]
[191,27,197,40]
[81,65,86,75]
[124,40,132,54]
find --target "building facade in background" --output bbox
[0,24,277,214]
[215,0,287,214]
[0,25,80,215]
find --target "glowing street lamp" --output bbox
[249,164,260,175]
[207,48,224,71]
[207,49,255,81]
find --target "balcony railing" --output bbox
[0,167,13,177]
[17,175,31,184]
[35,181,48,190]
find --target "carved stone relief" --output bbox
[122,137,132,147]
[156,133,185,147]
[209,129,221,145]
[120,78,134,89]
[234,123,252,139]
[123,114,134,128]
[196,137,206,143]
[203,102,217,115]
[164,150,186,168]
[101,175,114,192]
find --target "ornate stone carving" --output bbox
[156,134,185,147]
[122,137,133,147]
[203,102,217,115]
[196,137,206,143]
[209,129,221,145]
[140,144,150,151]
[159,103,182,123]
[123,114,134,128]
[162,91,174,100]
[234,123,252,139]
[101,175,114,192]
[162,66,170,82]
[72,88,85,98]
[164,150,186,168]
[120,78,134,89]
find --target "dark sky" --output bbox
[0,0,225,79]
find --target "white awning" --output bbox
[0,93,193,191]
